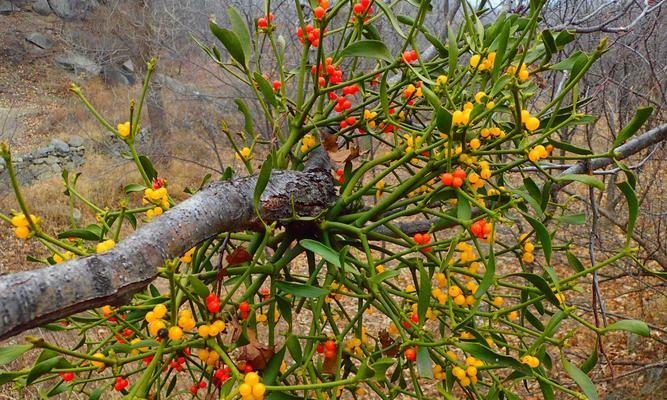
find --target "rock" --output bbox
[55,52,100,75]
[32,0,52,15]
[50,138,69,152]
[121,59,134,73]
[101,65,135,86]
[68,136,83,147]
[0,1,17,14]
[48,0,98,19]
[26,32,53,50]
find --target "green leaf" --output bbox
[491,21,510,80]
[138,155,157,182]
[508,273,561,306]
[253,154,273,215]
[447,25,458,77]
[417,262,431,325]
[602,319,649,337]
[558,174,604,190]
[227,6,251,61]
[0,344,32,365]
[563,356,598,400]
[547,138,592,155]
[416,347,433,378]
[253,72,278,107]
[421,86,441,109]
[235,98,255,138]
[27,356,61,385]
[555,30,576,48]
[524,215,552,264]
[551,51,587,71]
[209,20,246,66]
[188,275,210,298]
[541,30,556,63]
[124,183,145,193]
[275,281,329,298]
[285,334,302,364]
[612,106,653,148]
[369,269,400,284]
[556,213,586,225]
[299,239,341,267]
[566,251,585,273]
[371,358,395,381]
[56,228,101,241]
[0,371,23,385]
[263,346,286,385]
[457,192,471,220]
[475,244,495,299]
[374,1,407,39]
[436,107,452,134]
[457,343,523,369]
[617,182,638,246]
[339,40,392,62]
[581,347,598,373]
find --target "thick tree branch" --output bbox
[0,151,335,341]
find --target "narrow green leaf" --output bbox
[612,106,653,148]
[227,6,251,60]
[563,356,598,400]
[340,40,392,62]
[253,154,273,214]
[457,192,471,221]
[556,213,586,225]
[416,347,433,378]
[285,334,302,364]
[253,72,278,107]
[123,183,145,194]
[602,319,649,337]
[447,25,458,77]
[374,1,407,39]
[188,275,210,298]
[566,251,585,272]
[299,239,341,267]
[558,174,604,190]
[139,155,157,182]
[524,215,552,264]
[617,182,638,246]
[27,357,61,385]
[417,262,431,325]
[457,343,522,369]
[580,347,598,373]
[475,245,495,299]
[209,20,246,66]
[508,273,561,306]
[0,344,32,365]
[275,281,329,298]
[57,228,101,241]
[235,98,255,137]
[263,346,286,385]
[436,107,453,134]
[369,269,400,284]
[89,386,106,400]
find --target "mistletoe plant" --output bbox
[0,1,658,399]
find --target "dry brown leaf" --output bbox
[322,133,339,152]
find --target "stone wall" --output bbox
[0,137,85,190]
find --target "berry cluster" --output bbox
[238,301,251,320]
[198,319,226,337]
[239,372,266,400]
[402,49,418,64]
[412,232,432,252]
[300,133,317,153]
[470,219,492,240]
[528,144,550,162]
[167,355,186,372]
[519,233,536,263]
[256,12,274,29]
[177,309,196,331]
[113,376,129,391]
[469,52,496,71]
[96,239,116,254]
[206,293,220,313]
[520,355,540,368]
[10,213,40,239]
[190,381,208,394]
[480,126,505,138]
[296,24,322,47]
[452,102,473,125]
[117,121,131,137]
[507,63,530,81]
[452,356,484,386]
[521,109,541,132]
[316,339,337,359]
[197,348,220,366]
[440,168,467,189]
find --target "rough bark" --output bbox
[0,153,335,341]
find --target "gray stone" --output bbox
[55,52,100,75]
[32,0,52,15]
[121,59,134,72]
[68,136,83,147]
[0,1,17,14]
[50,138,69,152]
[33,158,46,164]
[48,0,98,19]
[26,32,54,50]
[101,65,135,86]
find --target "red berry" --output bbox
[353,3,364,14]
[453,168,467,180]
[452,177,463,189]
[314,6,325,19]
[361,0,370,7]
[61,372,74,381]
[190,385,198,394]
[422,233,431,243]
[413,233,423,244]
[404,348,417,361]
[346,116,356,125]
[199,381,207,388]
[244,364,254,373]
[207,299,220,314]
[257,17,268,28]
[325,340,337,351]
[403,319,411,329]
[239,301,250,313]
[241,311,249,320]
[316,343,325,353]
[336,169,344,176]
[272,80,281,91]
[440,173,453,186]
[411,312,419,323]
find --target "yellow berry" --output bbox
[253,383,267,397]
[198,325,210,337]
[153,304,167,319]
[168,326,183,340]
[470,138,481,150]
[91,352,106,368]
[525,117,540,131]
[239,383,253,397]
[245,372,260,386]
[466,366,477,376]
